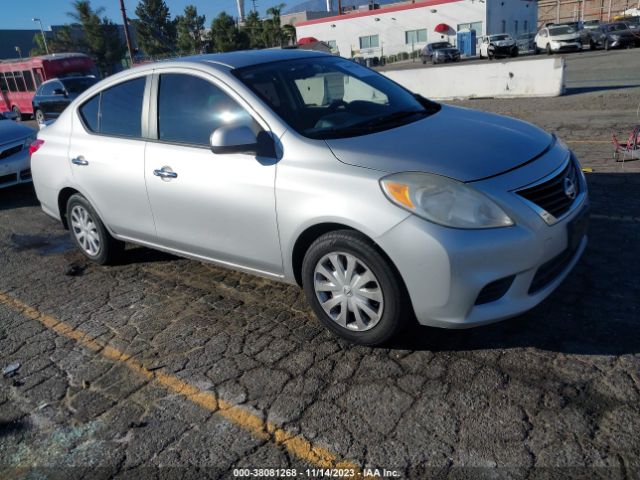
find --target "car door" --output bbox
[144,70,282,275]
[36,81,57,118]
[68,74,157,242]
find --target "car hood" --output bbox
[550,33,581,41]
[0,121,35,145]
[434,48,459,54]
[492,40,515,46]
[324,105,553,182]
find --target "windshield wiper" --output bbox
[347,109,429,130]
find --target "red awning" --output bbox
[297,37,319,45]
[434,23,450,33]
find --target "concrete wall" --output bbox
[382,57,566,99]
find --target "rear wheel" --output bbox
[34,109,45,124]
[66,194,124,265]
[302,230,409,346]
[12,106,22,121]
[546,43,552,55]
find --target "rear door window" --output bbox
[78,77,146,138]
[100,77,146,137]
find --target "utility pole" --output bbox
[119,0,135,66]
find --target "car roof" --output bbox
[175,49,329,69]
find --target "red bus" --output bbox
[0,53,97,120]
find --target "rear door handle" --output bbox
[71,156,88,166]
[153,167,178,179]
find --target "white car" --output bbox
[0,111,36,189]
[535,25,582,54]
[478,34,519,59]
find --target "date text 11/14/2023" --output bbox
[232,468,401,477]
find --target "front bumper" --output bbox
[551,42,582,52]
[434,53,461,62]
[0,144,31,189]
[375,152,588,328]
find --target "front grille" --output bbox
[20,168,31,180]
[528,245,578,294]
[0,144,22,160]
[475,275,515,305]
[517,160,580,219]
[0,173,17,185]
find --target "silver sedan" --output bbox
[30,50,589,345]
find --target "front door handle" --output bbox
[71,156,88,166]
[153,166,178,180]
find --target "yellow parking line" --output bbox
[0,292,361,474]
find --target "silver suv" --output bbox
[31,50,589,345]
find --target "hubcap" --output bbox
[70,205,101,256]
[313,252,384,332]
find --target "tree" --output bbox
[242,10,264,49]
[68,1,126,75]
[134,0,177,56]
[282,24,296,46]
[265,3,285,47]
[30,25,81,56]
[209,12,248,52]
[176,5,206,54]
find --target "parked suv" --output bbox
[420,42,461,64]
[535,25,582,54]
[32,76,98,124]
[30,50,589,345]
[479,34,519,59]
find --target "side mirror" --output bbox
[210,125,260,155]
[53,88,67,97]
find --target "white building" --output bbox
[295,0,538,58]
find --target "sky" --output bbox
[0,0,277,30]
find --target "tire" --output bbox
[34,109,45,124]
[534,46,540,55]
[511,47,519,57]
[12,106,22,122]
[590,40,596,50]
[66,194,124,265]
[605,39,610,51]
[301,230,409,346]
[546,44,552,55]
[479,51,483,59]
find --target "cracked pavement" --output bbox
[1,53,639,479]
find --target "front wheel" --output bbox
[302,230,409,346]
[546,44,552,55]
[66,194,124,265]
[34,109,45,124]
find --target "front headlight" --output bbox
[380,172,514,229]
[23,134,37,148]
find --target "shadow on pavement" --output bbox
[0,184,39,211]
[564,84,640,95]
[391,172,640,357]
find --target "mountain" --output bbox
[285,0,399,14]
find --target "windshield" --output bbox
[431,42,453,50]
[235,56,439,140]
[61,77,97,94]
[491,35,510,41]
[549,26,576,35]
